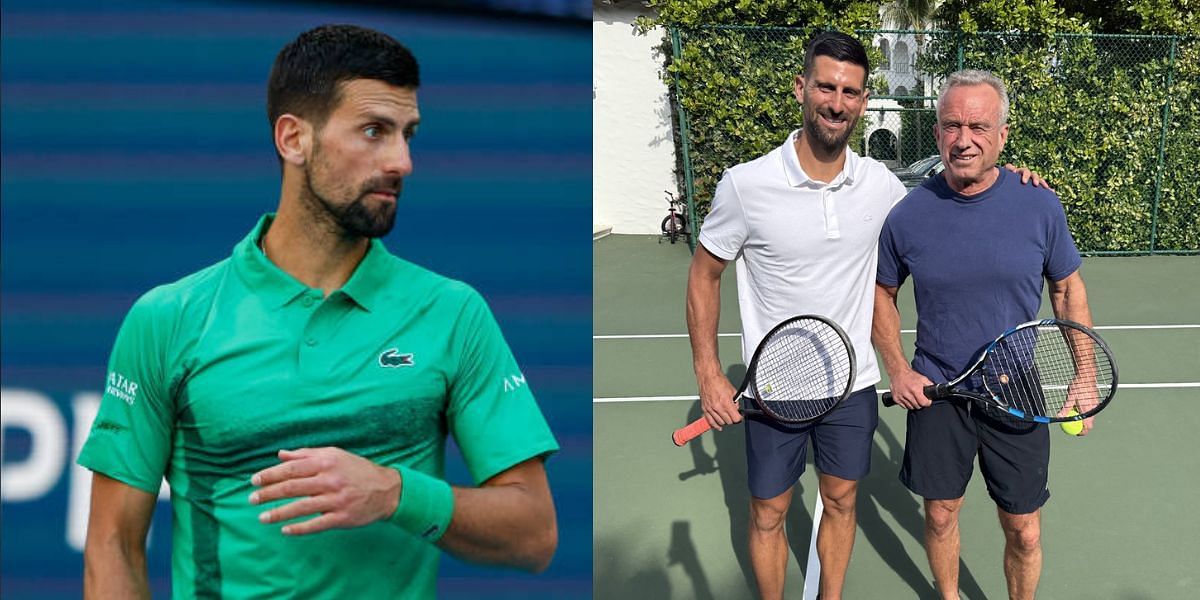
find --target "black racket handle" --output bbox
[881,384,949,407]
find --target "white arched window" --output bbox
[879,39,891,70]
[895,41,910,73]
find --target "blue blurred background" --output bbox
[0,0,590,597]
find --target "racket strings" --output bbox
[983,324,1115,419]
[750,322,853,421]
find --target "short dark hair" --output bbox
[803,31,870,86]
[267,24,420,132]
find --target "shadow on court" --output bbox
[596,239,1200,599]
[675,367,988,599]
[593,533,672,600]
[677,365,820,596]
[592,517,718,600]
[856,418,987,599]
[666,521,716,600]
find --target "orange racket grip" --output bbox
[672,416,713,446]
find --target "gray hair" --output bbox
[936,69,1010,125]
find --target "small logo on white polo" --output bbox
[379,349,414,368]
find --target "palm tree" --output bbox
[881,0,941,99]
[879,0,943,165]
[882,0,939,32]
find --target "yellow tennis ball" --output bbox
[1060,409,1084,436]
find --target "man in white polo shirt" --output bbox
[686,32,1046,599]
[687,32,901,600]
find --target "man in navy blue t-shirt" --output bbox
[873,70,1097,600]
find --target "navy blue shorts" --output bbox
[745,386,878,499]
[900,399,1050,514]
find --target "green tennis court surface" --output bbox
[594,234,1200,599]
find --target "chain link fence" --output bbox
[667,26,1199,255]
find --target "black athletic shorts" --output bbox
[899,398,1050,514]
[746,386,878,500]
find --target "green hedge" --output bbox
[919,32,1199,252]
[639,1,1199,254]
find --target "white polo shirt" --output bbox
[699,129,906,392]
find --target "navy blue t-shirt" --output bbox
[877,167,1082,384]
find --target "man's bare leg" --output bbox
[816,473,858,600]
[998,507,1041,600]
[925,497,965,600]
[749,488,793,600]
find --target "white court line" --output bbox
[593,333,741,339]
[599,324,1200,598]
[616,380,1200,598]
[594,324,1200,340]
[802,495,824,600]
[593,382,1200,403]
[1114,382,1200,389]
[1097,324,1200,329]
[595,394,700,402]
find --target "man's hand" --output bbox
[1062,375,1101,435]
[250,447,400,535]
[698,372,740,430]
[888,367,934,410]
[1004,163,1054,191]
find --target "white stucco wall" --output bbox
[593,2,678,235]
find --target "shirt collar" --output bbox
[781,129,859,188]
[233,214,308,309]
[233,214,391,311]
[339,237,391,312]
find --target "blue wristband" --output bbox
[389,465,454,542]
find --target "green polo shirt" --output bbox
[78,215,558,599]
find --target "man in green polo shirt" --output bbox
[78,24,558,599]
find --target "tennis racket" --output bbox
[673,315,855,446]
[881,318,1117,423]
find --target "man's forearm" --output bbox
[871,285,910,377]
[84,538,150,599]
[84,473,156,600]
[686,257,724,380]
[435,461,556,573]
[250,448,556,572]
[1050,272,1093,327]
